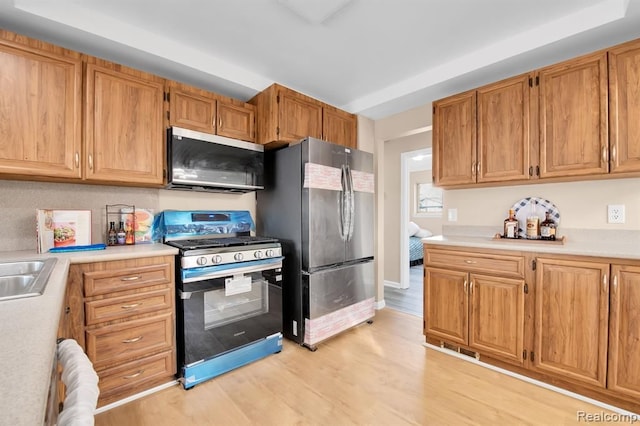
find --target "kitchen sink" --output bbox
[0,258,56,301]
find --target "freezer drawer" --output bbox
[303,260,374,318]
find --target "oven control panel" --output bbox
[182,245,282,269]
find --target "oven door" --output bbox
[177,258,283,367]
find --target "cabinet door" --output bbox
[608,264,640,399]
[433,91,477,186]
[85,62,164,185]
[468,274,524,365]
[278,88,323,142]
[217,99,256,142]
[534,258,609,388]
[477,74,531,183]
[168,85,216,134]
[538,52,608,178]
[323,106,357,148]
[424,267,468,345]
[0,32,82,179]
[608,39,640,174]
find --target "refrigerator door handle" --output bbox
[339,164,348,242]
[345,164,355,241]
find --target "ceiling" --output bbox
[1,0,640,120]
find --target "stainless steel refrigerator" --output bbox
[257,137,375,350]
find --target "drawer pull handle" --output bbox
[121,275,142,282]
[464,260,476,264]
[121,303,141,310]
[123,370,145,379]
[122,336,143,344]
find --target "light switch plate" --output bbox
[448,208,458,222]
[608,205,625,224]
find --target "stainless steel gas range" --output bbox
[157,210,283,389]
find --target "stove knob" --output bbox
[211,255,222,264]
[254,251,264,259]
[196,256,207,266]
[265,249,274,257]
[234,253,244,261]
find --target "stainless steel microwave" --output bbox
[166,127,264,193]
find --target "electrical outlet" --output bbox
[608,205,625,224]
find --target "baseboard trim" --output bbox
[384,280,401,288]
[423,342,640,417]
[375,299,386,310]
[94,380,179,414]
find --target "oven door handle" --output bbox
[181,257,283,284]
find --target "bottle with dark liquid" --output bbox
[503,209,518,239]
[540,211,557,240]
[108,221,117,246]
[117,221,126,245]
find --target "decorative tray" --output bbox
[492,234,566,245]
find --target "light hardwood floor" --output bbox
[384,265,423,316]
[95,309,614,426]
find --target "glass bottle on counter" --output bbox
[125,222,135,245]
[540,211,557,240]
[108,221,117,246]
[503,209,519,239]
[116,221,126,245]
[526,200,539,239]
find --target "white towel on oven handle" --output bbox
[57,338,100,426]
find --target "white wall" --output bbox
[444,177,640,232]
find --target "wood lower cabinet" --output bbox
[249,83,357,148]
[84,58,165,186]
[66,256,176,407]
[0,30,82,180]
[424,247,525,365]
[167,81,256,142]
[608,264,640,399]
[424,246,640,412]
[533,258,609,388]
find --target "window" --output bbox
[415,182,443,216]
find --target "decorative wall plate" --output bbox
[511,197,560,239]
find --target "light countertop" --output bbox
[422,230,640,260]
[0,244,178,426]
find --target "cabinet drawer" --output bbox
[86,312,173,368]
[425,248,524,277]
[85,287,173,326]
[84,262,172,296]
[97,350,175,400]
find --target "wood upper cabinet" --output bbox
[167,81,256,142]
[0,30,82,179]
[608,264,640,399]
[533,258,609,388]
[84,58,165,186]
[608,39,640,174]
[424,247,526,365]
[477,73,532,183]
[249,83,357,148]
[323,104,357,149]
[537,51,609,178]
[433,90,477,186]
